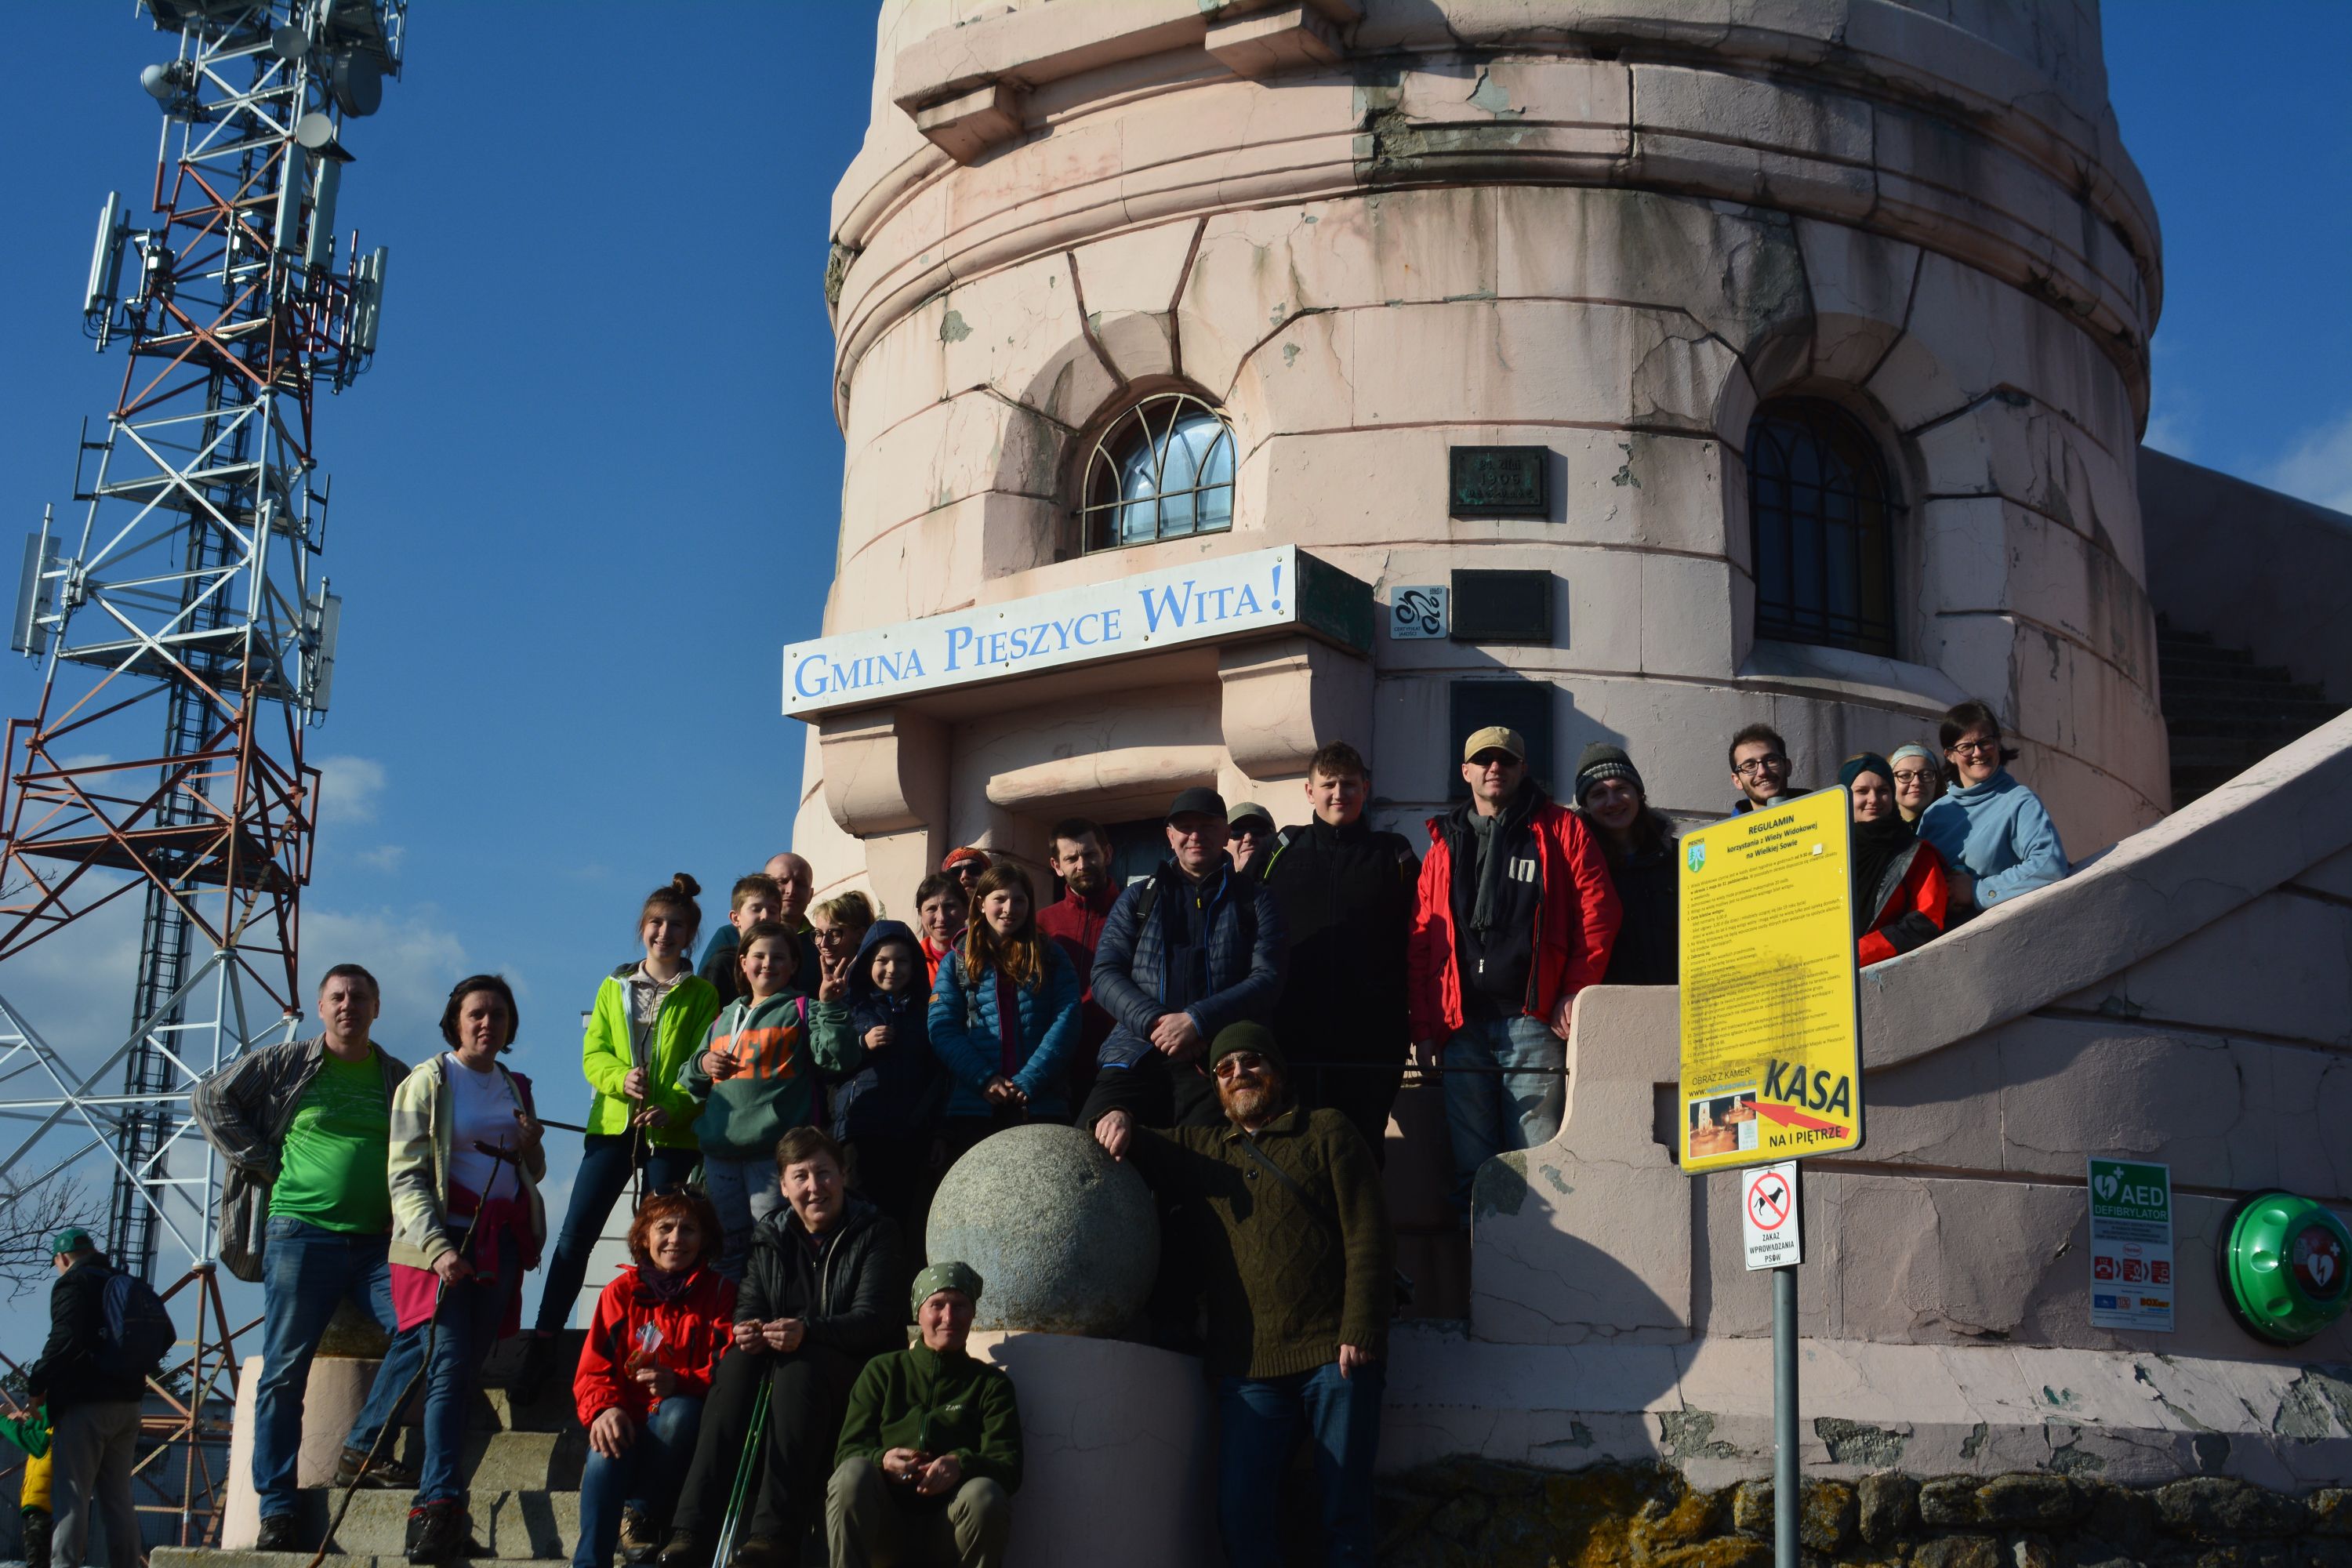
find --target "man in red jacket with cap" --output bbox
[1408,726,1620,1220]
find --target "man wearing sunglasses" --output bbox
[1092,1022,1391,1568]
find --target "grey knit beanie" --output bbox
[1573,743,1644,805]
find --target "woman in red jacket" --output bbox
[572,1191,735,1568]
[1844,753,1949,967]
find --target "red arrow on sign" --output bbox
[1755,1102,1850,1136]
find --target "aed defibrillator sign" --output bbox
[1678,786,1864,1174]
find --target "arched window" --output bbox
[1080,391,1235,553]
[1747,399,1898,656]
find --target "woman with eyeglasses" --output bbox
[1917,700,2070,917]
[1889,743,1943,828]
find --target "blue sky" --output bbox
[0,3,2343,1337]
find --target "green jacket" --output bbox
[837,1341,1022,1493]
[581,965,720,1149]
[1125,1106,1392,1379]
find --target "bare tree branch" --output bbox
[0,1173,95,1301]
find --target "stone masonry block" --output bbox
[1861,1472,1922,1545]
[2155,1479,2309,1542]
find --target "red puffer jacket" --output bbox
[574,1264,736,1427]
[1407,796,1621,1040]
[1858,841,1949,967]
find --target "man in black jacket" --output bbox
[660,1128,906,1568]
[27,1229,143,1568]
[1259,742,1419,1163]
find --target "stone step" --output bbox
[2158,655,2296,688]
[377,1427,586,1490]
[2160,673,2329,703]
[282,1487,580,1559]
[2169,737,2278,770]
[2164,705,2345,739]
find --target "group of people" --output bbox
[16,696,2075,1568]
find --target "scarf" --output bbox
[1467,781,1537,934]
[634,1262,699,1305]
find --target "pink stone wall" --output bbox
[797,0,2170,907]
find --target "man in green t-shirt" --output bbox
[191,964,416,1552]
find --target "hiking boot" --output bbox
[254,1514,301,1553]
[619,1508,660,1563]
[335,1444,419,1490]
[657,1529,710,1568]
[405,1501,470,1565]
[727,1534,789,1568]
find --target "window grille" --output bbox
[1080,392,1236,552]
[1747,399,1898,656]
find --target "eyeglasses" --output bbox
[1212,1052,1269,1080]
[1733,754,1790,779]
[1890,768,1935,785]
[1948,738,2001,757]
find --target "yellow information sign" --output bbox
[1679,786,1864,1174]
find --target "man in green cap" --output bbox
[26,1229,145,1568]
[826,1261,1020,1568]
[1091,1022,1393,1568]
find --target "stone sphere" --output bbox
[926,1123,1159,1335]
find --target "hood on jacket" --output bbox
[849,920,926,1010]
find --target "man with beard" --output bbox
[1091,1023,1392,1568]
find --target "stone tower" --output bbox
[792,0,2164,901]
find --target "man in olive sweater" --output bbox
[826,1261,1020,1568]
[1092,1022,1393,1568]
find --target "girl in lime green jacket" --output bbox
[523,873,723,1373]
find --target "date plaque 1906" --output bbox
[1448,445,1549,518]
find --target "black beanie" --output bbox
[1574,742,1644,805]
[1208,1021,1287,1076]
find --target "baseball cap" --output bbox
[1167,786,1225,821]
[1462,725,1526,764]
[49,1226,93,1257]
[1227,800,1274,834]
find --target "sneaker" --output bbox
[619,1508,659,1563]
[657,1529,709,1568]
[405,1501,470,1565]
[335,1445,419,1490]
[727,1535,789,1568]
[254,1514,301,1553]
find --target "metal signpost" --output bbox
[1679,787,1864,1568]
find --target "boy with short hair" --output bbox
[700,875,783,1005]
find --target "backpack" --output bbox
[100,1269,175,1380]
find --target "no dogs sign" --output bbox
[1742,1161,1802,1270]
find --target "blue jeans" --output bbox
[573,1395,703,1568]
[698,1155,786,1282]
[252,1217,426,1520]
[535,1134,700,1331]
[1215,1360,1385,1568]
[1442,1012,1566,1215]
[401,1230,523,1505]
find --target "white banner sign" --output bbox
[781,545,1305,716]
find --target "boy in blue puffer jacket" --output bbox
[811,920,947,1255]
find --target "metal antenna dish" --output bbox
[329,47,382,115]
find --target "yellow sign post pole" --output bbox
[1679,785,1864,1568]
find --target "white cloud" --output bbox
[355,844,408,873]
[313,754,388,829]
[2264,408,2352,517]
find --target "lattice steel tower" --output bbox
[0,0,402,1279]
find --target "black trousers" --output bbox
[1292,1058,1406,1167]
[672,1342,856,1546]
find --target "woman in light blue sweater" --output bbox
[1918,699,2069,913]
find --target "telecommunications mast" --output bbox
[0,0,403,1282]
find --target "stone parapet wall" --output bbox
[1377,1461,2352,1568]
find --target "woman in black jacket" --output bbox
[658,1127,906,1568]
[1572,745,1680,986]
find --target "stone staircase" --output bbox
[158,1333,589,1568]
[2158,623,2344,808]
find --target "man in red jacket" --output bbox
[1409,726,1621,1218]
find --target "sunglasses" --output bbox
[1212,1051,1270,1080]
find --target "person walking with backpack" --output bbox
[189,962,422,1549]
[25,1227,165,1568]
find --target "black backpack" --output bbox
[100,1269,175,1380]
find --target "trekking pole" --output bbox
[305,1140,518,1568]
[709,1376,771,1568]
